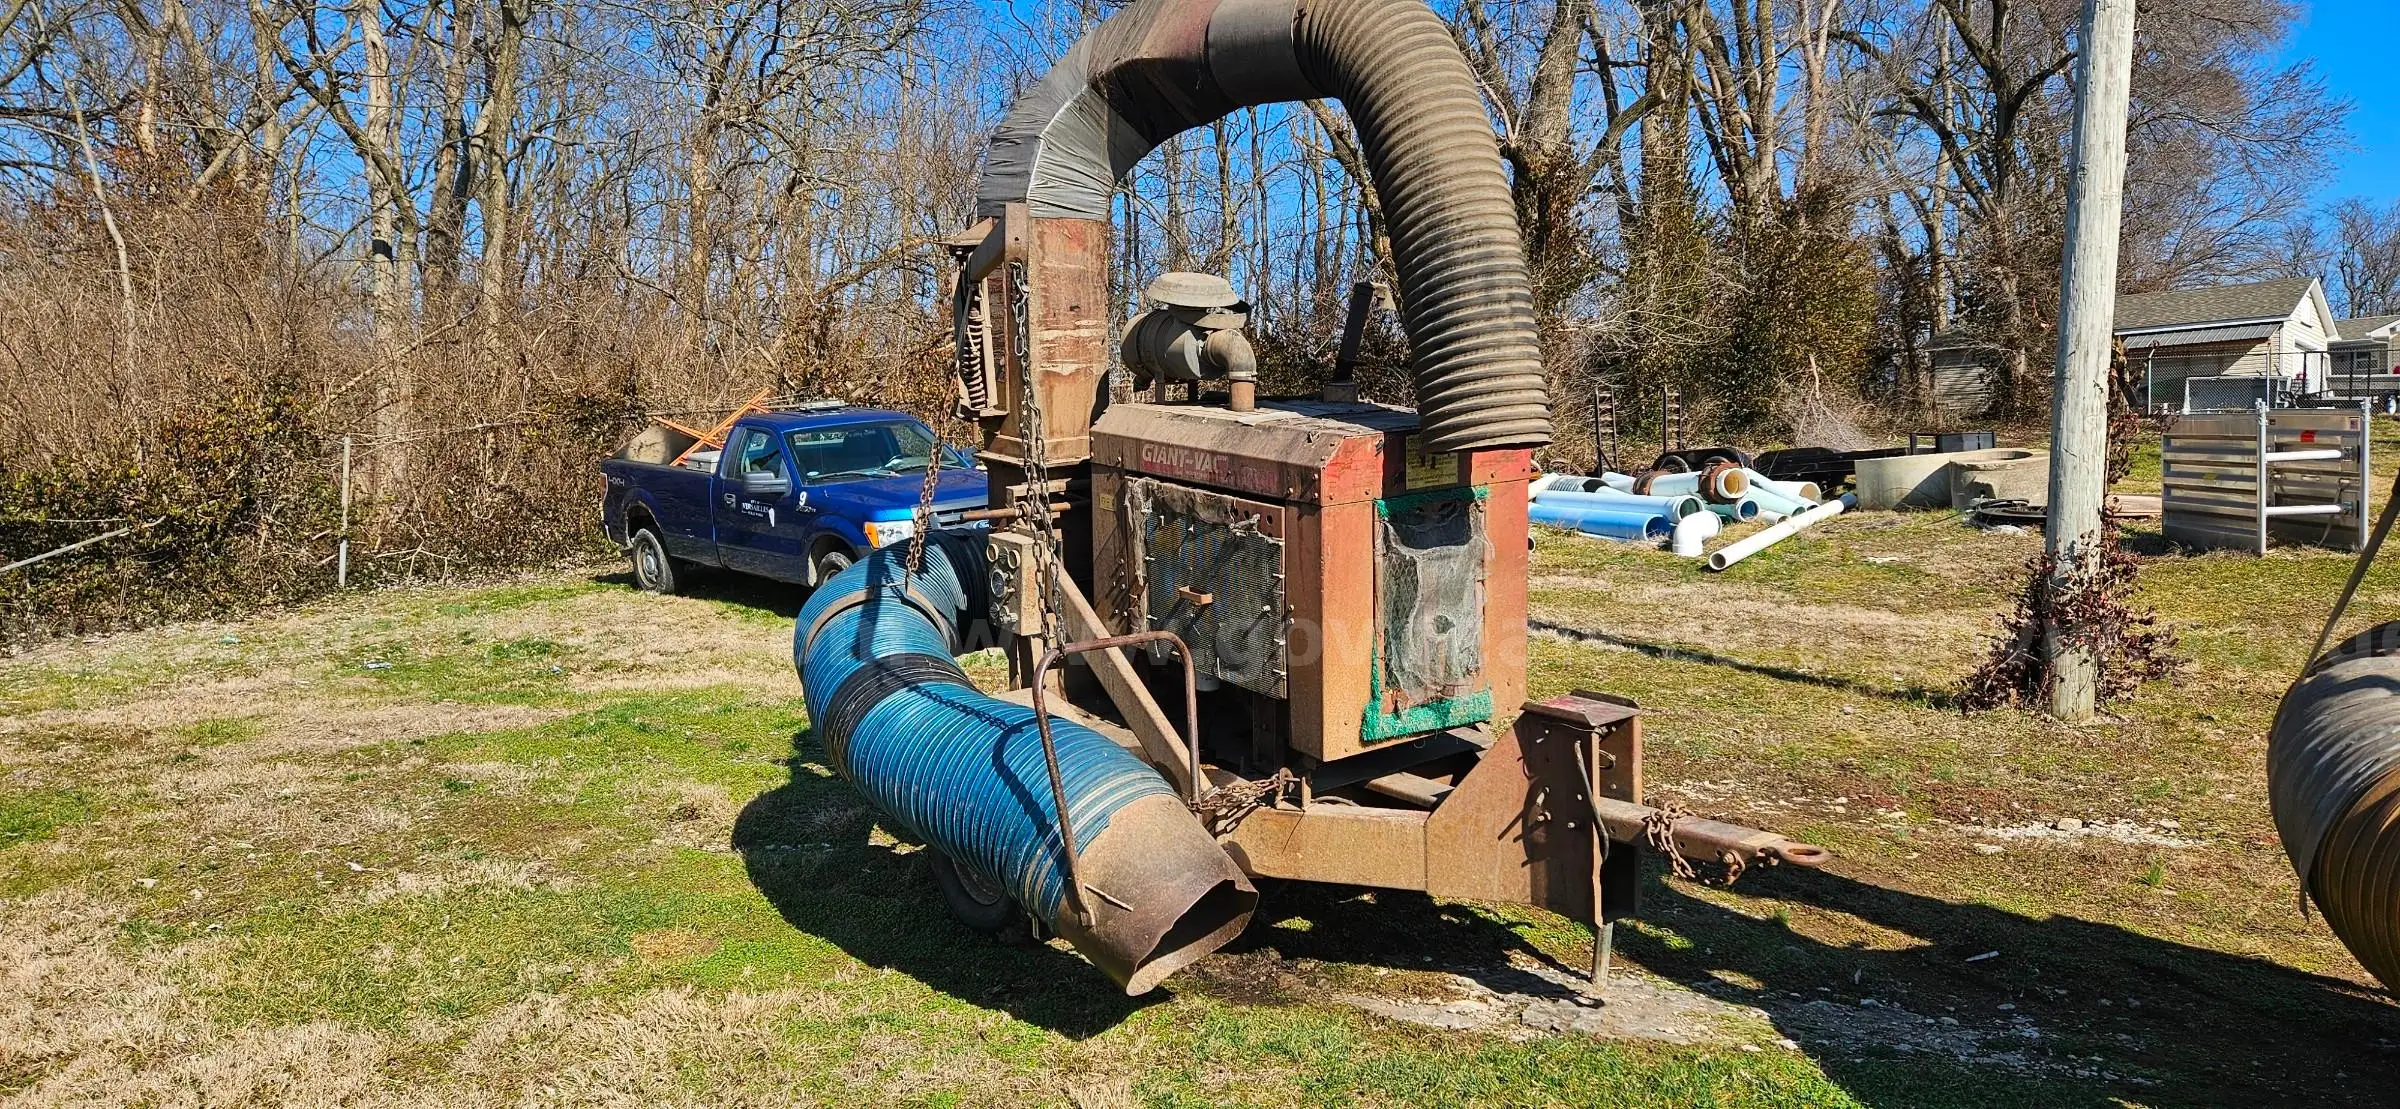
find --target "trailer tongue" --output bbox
[793,0,1825,995]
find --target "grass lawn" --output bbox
[4,429,2398,1106]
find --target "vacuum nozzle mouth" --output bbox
[1051,793,1260,995]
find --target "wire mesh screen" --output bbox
[1368,488,1491,741]
[1125,478,1287,697]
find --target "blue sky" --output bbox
[2282,0,2398,209]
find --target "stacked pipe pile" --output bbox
[2268,623,2400,993]
[1528,474,1698,542]
[1530,465,1853,569]
[1533,468,1821,540]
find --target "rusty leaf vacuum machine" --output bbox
[792,0,1826,995]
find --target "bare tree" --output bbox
[2331,199,2400,318]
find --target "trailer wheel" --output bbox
[629,528,679,594]
[927,850,1024,934]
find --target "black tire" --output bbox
[813,546,854,587]
[629,528,679,594]
[1651,446,1755,474]
[927,850,1022,934]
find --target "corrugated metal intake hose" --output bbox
[794,533,1257,994]
[975,0,1549,454]
[2269,621,2400,993]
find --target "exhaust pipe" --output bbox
[794,535,1256,994]
[976,0,1549,453]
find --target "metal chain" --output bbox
[1642,799,1747,886]
[1192,768,1293,835]
[1643,800,1700,881]
[904,402,949,578]
[1010,261,1065,646]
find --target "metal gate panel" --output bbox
[2163,405,2371,552]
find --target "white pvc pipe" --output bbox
[1670,510,1721,558]
[1749,474,1822,504]
[1536,487,1709,521]
[1706,494,1856,572]
[1622,468,1747,502]
[1739,481,1810,516]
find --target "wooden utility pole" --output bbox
[2042,0,2139,721]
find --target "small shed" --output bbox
[1916,278,2338,417]
[1922,335,2000,421]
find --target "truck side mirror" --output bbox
[742,471,791,496]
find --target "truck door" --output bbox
[715,426,813,581]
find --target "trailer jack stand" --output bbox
[1591,921,1616,992]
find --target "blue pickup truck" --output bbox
[600,404,988,592]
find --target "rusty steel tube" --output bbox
[954,501,1072,524]
[1589,796,1831,871]
[1026,666,1097,927]
[1026,630,1248,994]
[2269,621,2400,993]
[1032,631,1204,807]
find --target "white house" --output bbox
[2330,313,2400,398]
[1924,277,2338,417]
[2115,277,2336,408]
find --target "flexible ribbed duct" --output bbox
[794,534,1257,994]
[976,0,1549,453]
[2268,622,2400,993]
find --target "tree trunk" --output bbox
[424,0,474,306]
[358,0,416,515]
[474,0,531,350]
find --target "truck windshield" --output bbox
[785,420,965,483]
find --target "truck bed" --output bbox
[600,456,716,559]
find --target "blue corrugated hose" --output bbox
[793,533,1175,920]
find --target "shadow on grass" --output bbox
[726,720,2393,1104]
[1219,862,2397,1107]
[2118,530,2197,558]
[1619,864,2399,1109]
[1530,618,1962,709]
[731,727,1155,1038]
[585,565,812,621]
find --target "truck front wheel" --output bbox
[813,546,853,587]
[629,528,679,594]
